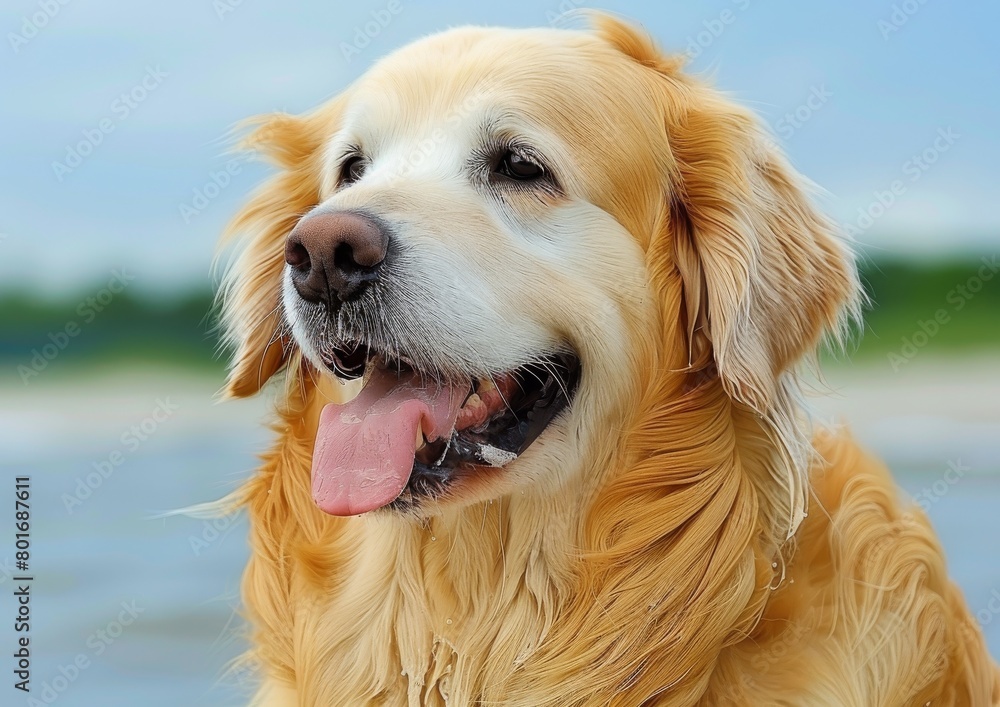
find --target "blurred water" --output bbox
[0,370,266,707]
[0,364,997,706]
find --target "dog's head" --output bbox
[219,16,858,524]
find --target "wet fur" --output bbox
[217,15,999,706]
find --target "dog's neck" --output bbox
[278,478,587,705]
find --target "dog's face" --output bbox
[282,26,658,516]
[221,18,856,523]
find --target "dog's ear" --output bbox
[591,14,858,411]
[665,92,860,412]
[648,79,863,540]
[594,15,861,543]
[217,109,334,398]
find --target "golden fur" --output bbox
[215,15,999,706]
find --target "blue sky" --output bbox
[1,0,998,296]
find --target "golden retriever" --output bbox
[215,15,999,706]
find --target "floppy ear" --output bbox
[590,13,859,409]
[217,110,333,398]
[665,92,860,412]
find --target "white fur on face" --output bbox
[282,77,652,502]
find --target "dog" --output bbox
[215,15,999,706]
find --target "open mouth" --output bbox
[309,342,581,516]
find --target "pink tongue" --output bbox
[311,369,466,516]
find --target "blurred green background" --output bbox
[2,258,999,378]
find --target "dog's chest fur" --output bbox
[291,499,575,706]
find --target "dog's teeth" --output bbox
[462,393,483,411]
[475,443,517,468]
[415,427,426,451]
[478,377,496,393]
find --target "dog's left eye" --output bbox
[494,150,545,182]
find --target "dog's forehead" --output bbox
[348,26,652,138]
[330,25,671,238]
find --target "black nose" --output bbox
[284,211,389,306]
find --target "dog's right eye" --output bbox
[340,155,367,186]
